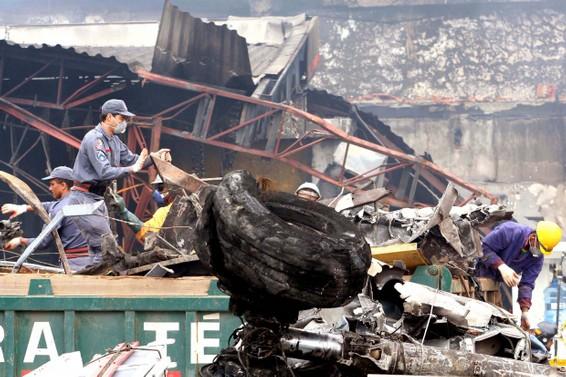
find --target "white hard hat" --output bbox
[151,175,163,185]
[295,182,321,198]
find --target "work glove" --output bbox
[1,203,29,219]
[106,188,143,233]
[107,188,127,214]
[123,211,144,233]
[4,236,26,250]
[521,311,531,331]
[131,148,149,173]
[498,263,521,287]
[155,148,172,162]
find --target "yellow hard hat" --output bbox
[536,221,562,255]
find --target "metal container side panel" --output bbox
[0,296,240,377]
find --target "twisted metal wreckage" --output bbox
[0,1,496,255]
[0,2,556,376]
[4,154,558,376]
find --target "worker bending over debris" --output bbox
[1,166,89,271]
[476,220,562,330]
[295,182,321,201]
[69,99,170,262]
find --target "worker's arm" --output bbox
[85,135,136,180]
[6,222,61,251]
[4,236,29,250]
[25,205,65,250]
[107,189,143,233]
[517,256,544,311]
[117,139,159,169]
[1,203,32,219]
[117,138,140,167]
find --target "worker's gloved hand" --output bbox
[124,211,143,233]
[108,189,127,214]
[155,148,172,162]
[1,203,28,219]
[131,148,149,173]
[521,311,531,331]
[4,236,25,250]
[498,263,521,287]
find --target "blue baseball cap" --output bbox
[42,166,74,181]
[101,99,135,117]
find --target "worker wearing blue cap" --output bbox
[1,166,90,271]
[69,99,170,262]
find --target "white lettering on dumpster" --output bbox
[0,325,4,362]
[144,322,180,368]
[190,321,220,364]
[24,322,58,363]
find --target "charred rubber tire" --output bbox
[194,170,371,316]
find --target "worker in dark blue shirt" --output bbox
[69,99,170,262]
[1,166,89,271]
[476,220,562,330]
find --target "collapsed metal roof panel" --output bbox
[70,46,153,72]
[306,88,416,156]
[216,14,316,82]
[0,39,138,75]
[0,9,318,90]
[151,0,253,90]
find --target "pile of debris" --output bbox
[201,264,556,376]
[26,342,170,377]
[352,183,512,273]
[2,159,560,376]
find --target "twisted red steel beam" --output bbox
[0,98,81,149]
[137,69,496,202]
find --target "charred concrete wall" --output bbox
[310,4,566,103]
[364,104,566,184]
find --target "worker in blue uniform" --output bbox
[476,220,562,330]
[1,166,90,271]
[69,99,170,263]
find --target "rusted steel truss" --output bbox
[0,48,495,233]
[136,69,496,202]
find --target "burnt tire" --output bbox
[194,170,371,317]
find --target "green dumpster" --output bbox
[0,273,240,377]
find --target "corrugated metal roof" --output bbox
[0,11,317,88]
[217,14,314,82]
[0,39,138,75]
[151,0,253,90]
[71,46,153,72]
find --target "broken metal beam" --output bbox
[137,69,497,202]
[0,98,81,149]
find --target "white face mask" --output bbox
[114,120,128,134]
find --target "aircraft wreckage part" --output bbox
[381,337,554,377]
[150,153,208,193]
[0,220,23,244]
[194,170,371,319]
[360,184,512,271]
[281,329,344,361]
[0,170,71,274]
[395,281,511,328]
[281,329,555,377]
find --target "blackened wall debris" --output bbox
[311,6,566,103]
